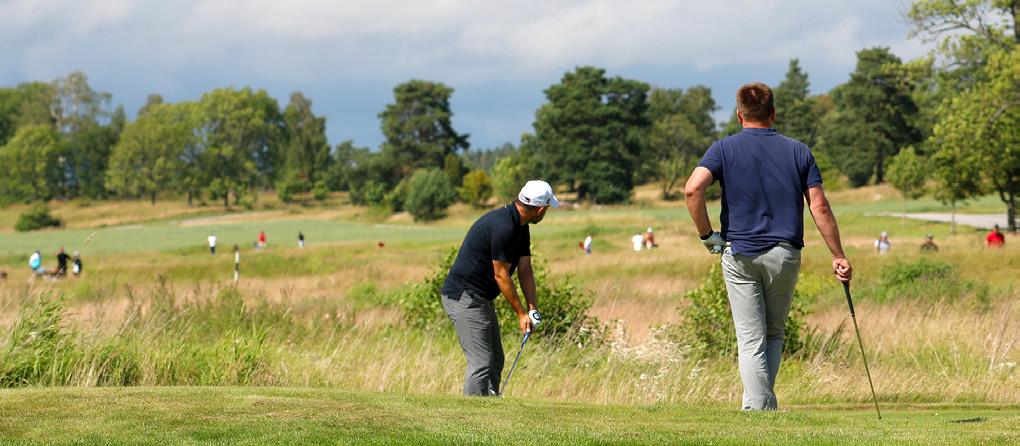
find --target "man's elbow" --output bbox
[810,201,833,217]
[684,183,703,200]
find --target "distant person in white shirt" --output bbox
[29,249,43,274]
[298,231,305,249]
[208,234,217,255]
[874,231,891,255]
[631,234,644,252]
[582,235,593,255]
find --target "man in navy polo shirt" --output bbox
[684,82,853,410]
[441,180,556,396]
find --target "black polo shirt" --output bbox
[442,204,532,300]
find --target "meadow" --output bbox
[0,185,1016,444]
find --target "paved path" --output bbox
[874,212,1008,230]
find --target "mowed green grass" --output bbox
[0,387,1016,445]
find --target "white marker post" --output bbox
[233,245,240,284]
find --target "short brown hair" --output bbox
[736,82,774,123]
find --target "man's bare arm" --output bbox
[684,167,715,237]
[516,256,537,311]
[493,260,531,333]
[805,185,852,282]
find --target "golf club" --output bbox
[843,281,882,420]
[500,330,530,397]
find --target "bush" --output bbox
[459,170,494,208]
[875,258,986,305]
[671,264,809,358]
[312,180,329,201]
[14,204,62,231]
[399,248,599,343]
[491,155,531,201]
[349,180,388,206]
[384,176,411,212]
[404,169,456,221]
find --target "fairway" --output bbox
[0,387,1016,445]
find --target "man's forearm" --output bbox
[518,269,537,310]
[495,271,527,316]
[686,191,713,236]
[811,204,846,258]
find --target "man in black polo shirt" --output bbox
[441,180,557,396]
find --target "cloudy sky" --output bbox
[0,0,932,150]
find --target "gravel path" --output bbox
[875,212,1008,230]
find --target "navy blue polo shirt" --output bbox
[442,204,532,300]
[697,128,823,256]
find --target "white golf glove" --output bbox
[701,231,725,254]
[528,309,542,328]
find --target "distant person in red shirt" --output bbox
[258,230,267,249]
[986,224,1005,248]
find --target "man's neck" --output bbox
[513,202,530,225]
[742,121,773,129]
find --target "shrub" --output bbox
[312,180,329,201]
[14,203,61,231]
[671,264,809,358]
[399,248,599,342]
[349,180,388,206]
[404,169,456,221]
[459,170,494,208]
[491,155,531,201]
[875,258,986,305]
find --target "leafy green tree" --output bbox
[931,138,983,234]
[329,140,400,205]
[931,49,1020,232]
[644,86,718,199]
[199,87,284,205]
[282,92,331,190]
[312,180,329,201]
[648,114,701,199]
[138,94,164,117]
[490,153,530,202]
[0,82,57,146]
[532,66,650,203]
[909,0,1018,90]
[886,146,929,200]
[774,59,826,147]
[0,125,63,202]
[820,48,923,186]
[404,169,457,221]
[106,104,193,205]
[443,152,468,189]
[459,169,494,208]
[50,71,111,134]
[464,143,517,172]
[63,122,119,199]
[379,80,469,177]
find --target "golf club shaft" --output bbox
[843,282,881,420]
[501,331,530,396]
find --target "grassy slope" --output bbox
[0,387,1016,445]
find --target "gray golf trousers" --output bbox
[442,290,504,396]
[720,242,801,410]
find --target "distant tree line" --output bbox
[0,0,1017,228]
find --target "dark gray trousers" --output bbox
[442,291,504,396]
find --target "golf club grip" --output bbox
[842,282,856,317]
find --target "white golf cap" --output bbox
[647,227,653,233]
[518,180,559,208]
